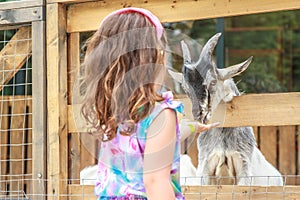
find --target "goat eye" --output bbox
[210,80,217,86]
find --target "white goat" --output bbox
[80,154,198,186]
[168,33,283,186]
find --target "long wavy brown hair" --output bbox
[81,12,167,141]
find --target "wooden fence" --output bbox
[0,1,46,199]
[49,0,300,199]
[0,96,32,196]
[0,0,300,199]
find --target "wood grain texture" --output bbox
[46,3,68,199]
[67,0,300,33]
[223,93,300,127]
[67,185,300,200]
[9,99,26,192]
[68,93,300,132]
[67,32,80,105]
[0,7,44,25]
[279,126,296,185]
[260,126,278,168]
[0,101,9,191]
[31,20,47,199]
[0,0,43,11]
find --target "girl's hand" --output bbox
[195,122,220,133]
[180,121,220,142]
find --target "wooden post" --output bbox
[32,20,47,199]
[0,101,9,192]
[279,126,296,185]
[67,32,80,105]
[9,98,26,195]
[47,3,68,199]
[260,126,278,168]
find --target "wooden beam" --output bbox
[0,0,44,11]
[47,3,68,200]
[67,185,300,200]
[68,92,300,132]
[0,7,44,25]
[31,20,47,200]
[67,0,300,33]
[223,92,300,127]
[47,0,95,4]
[67,32,80,105]
[0,26,32,92]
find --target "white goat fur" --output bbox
[80,154,198,186]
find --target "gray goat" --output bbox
[169,33,283,186]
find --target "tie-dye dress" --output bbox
[95,91,185,200]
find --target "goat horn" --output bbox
[199,32,222,62]
[217,56,253,80]
[185,33,222,71]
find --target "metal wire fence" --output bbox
[1,177,299,199]
[0,25,32,199]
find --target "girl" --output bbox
[81,7,218,200]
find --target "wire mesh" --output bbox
[0,24,32,199]
[0,177,296,200]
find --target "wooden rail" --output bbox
[68,92,300,133]
[66,0,300,33]
[68,184,300,200]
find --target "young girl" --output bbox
[81,7,218,200]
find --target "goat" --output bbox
[169,33,283,186]
[80,154,198,186]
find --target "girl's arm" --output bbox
[143,109,177,200]
[180,121,220,142]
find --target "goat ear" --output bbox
[168,69,183,84]
[181,41,192,63]
[217,56,253,80]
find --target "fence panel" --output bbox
[0,0,46,198]
[260,126,278,168]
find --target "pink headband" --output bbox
[100,7,163,39]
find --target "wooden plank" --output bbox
[0,24,30,31]
[252,126,259,143]
[0,0,44,11]
[25,100,32,196]
[68,184,94,200]
[67,184,300,200]
[224,93,300,127]
[67,32,80,105]
[47,3,68,200]
[0,26,32,92]
[31,21,47,200]
[68,93,300,132]
[298,125,300,185]
[47,0,94,4]
[279,126,296,185]
[69,133,81,184]
[0,7,44,25]
[80,132,97,170]
[260,126,278,168]
[67,0,300,33]
[0,101,9,192]
[9,99,26,192]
